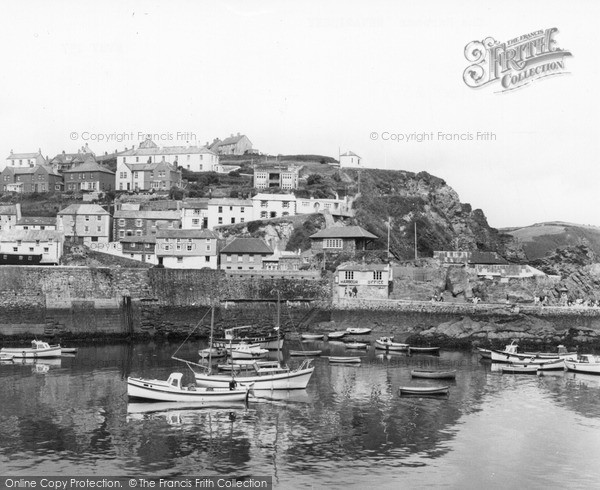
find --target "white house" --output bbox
[57,204,111,245]
[118,137,219,173]
[339,151,362,168]
[181,200,209,230]
[0,204,22,232]
[254,165,300,190]
[0,230,64,264]
[3,150,47,172]
[207,198,253,228]
[155,228,219,269]
[295,195,352,216]
[251,193,296,219]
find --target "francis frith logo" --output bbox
[463,28,572,92]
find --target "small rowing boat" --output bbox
[399,385,449,396]
[289,350,322,356]
[345,327,372,335]
[411,369,456,379]
[510,358,564,370]
[345,342,368,349]
[408,346,440,355]
[501,365,539,374]
[61,347,78,354]
[327,356,361,364]
[327,331,347,340]
[301,333,325,340]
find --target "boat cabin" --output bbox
[31,340,51,350]
[166,372,184,389]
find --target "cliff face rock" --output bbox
[531,244,596,276]
[412,315,600,347]
[351,169,525,262]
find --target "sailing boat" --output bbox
[192,297,315,390]
[128,309,253,403]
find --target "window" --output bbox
[226,255,232,262]
[186,244,193,251]
[237,255,243,262]
[231,218,235,224]
[260,211,267,218]
[98,226,103,233]
[118,230,125,239]
[177,257,183,263]
[97,215,101,221]
[91,236,98,242]
[373,271,383,280]
[345,271,354,280]
[261,201,267,208]
[205,244,211,251]
[218,217,223,225]
[135,230,142,237]
[29,247,34,252]
[282,201,290,208]
[205,256,210,262]
[241,218,245,223]
[85,215,90,221]
[192,219,199,226]
[249,256,254,263]
[135,219,142,227]
[324,239,342,249]
[17,240,21,246]
[218,206,223,213]
[240,207,245,213]
[176,244,182,251]
[43,247,49,253]
[35,240,40,246]
[164,245,171,251]
[13,247,17,252]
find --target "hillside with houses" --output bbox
[1,134,598,307]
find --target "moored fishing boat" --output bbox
[199,347,227,359]
[477,347,492,359]
[229,344,269,360]
[0,340,62,359]
[399,385,449,396]
[301,333,325,340]
[327,331,347,340]
[345,327,372,335]
[524,345,577,359]
[411,369,456,379]
[565,355,600,375]
[127,372,253,403]
[375,337,409,351]
[213,325,284,351]
[491,341,576,363]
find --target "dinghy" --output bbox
[411,369,456,379]
[289,350,322,356]
[327,356,362,364]
[399,385,449,396]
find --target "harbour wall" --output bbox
[1,266,600,345]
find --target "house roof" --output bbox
[310,226,377,239]
[156,229,218,239]
[62,157,115,174]
[207,198,253,207]
[7,151,42,160]
[337,263,389,271]
[114,210,181,220]
[50,152,91,164]
[0,230,63,242]
[120,141,216,158]
[468,251,508,265]
[220,237,273,254]
[251,193,295,202]
[0,205,19,215]
[340,151,360,158]
[120,235,157,244]
[57,204,110,216]
[16,217,57,226]
[182,199,209,209]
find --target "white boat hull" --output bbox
[194,366,314,390]
[375,340,408,351]
[127,377,251,403]
[345,328,372,335]
[0,345,62,358]
[565,360,600,375]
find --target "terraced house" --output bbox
[62,157,115,192]
[155,228,219,269]
[113,209,181,240]
[0,165,63,193]
[57,204,111,245]
[219,237,273,271]
[207,198,253,228]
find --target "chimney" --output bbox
[62,150,66,155]
[230,134,234,138]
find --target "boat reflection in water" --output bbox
[3,342,600,487]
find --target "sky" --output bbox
[0,1,598,228]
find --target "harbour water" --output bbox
[1,340,600,488]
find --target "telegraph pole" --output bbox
[414,221,418,260]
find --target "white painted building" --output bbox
[0,230,64,264]
[339,151,362,168]
[15,216,57,230]
[155,228,219,269]
[119,137,219,173]
[181,200,209,229]
[296,196,352,216]
[3,150,46,171]
[207,198,253,228]
[0,204,22,232]
[251,193,296,219]
[57,204,111,245]
[253,165,300,190]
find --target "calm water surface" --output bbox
[1,339,600,488]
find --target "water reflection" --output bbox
[0,342,600,485]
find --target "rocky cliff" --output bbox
[350,169,526,262]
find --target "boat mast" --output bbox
[207,306,214,374]
[276,291,281,362]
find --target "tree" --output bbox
[169,186,184,200]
